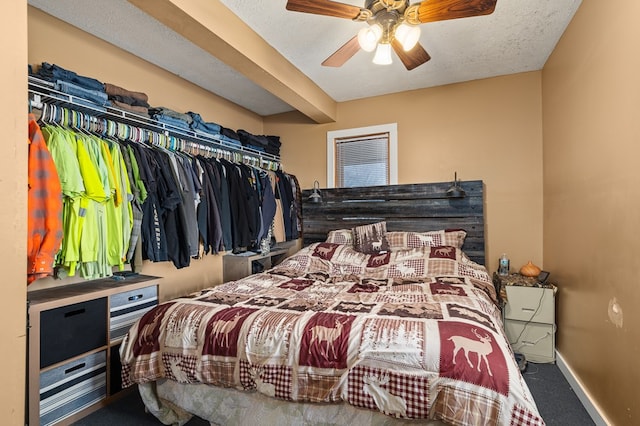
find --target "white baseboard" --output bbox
[555,350,610,426]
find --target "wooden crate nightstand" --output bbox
[494,273,557,363]
[223,247,291,282]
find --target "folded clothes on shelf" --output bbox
[37,62,105,92]
[237,129,281,156]
[110,99,149,117]
[104,82,149,107]
[153,114,191,131]
[55,80,111,107]
[148,107,193,124]
[220,127,239,141]
[218,135,243,149]
[187,112,221,135]
[30,62,284,162]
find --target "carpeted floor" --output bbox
[72,362,594,425]
[521,362,595,426]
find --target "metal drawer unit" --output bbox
[109,285,158,344]
[28,274,161,425]
[503,284,557,363]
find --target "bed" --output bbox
[119,181,545,425]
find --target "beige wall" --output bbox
[543,1,639,424]
[26,7,268,300]
[1,1,27,424]
[266,72,545,274]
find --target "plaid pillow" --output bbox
[352,221,390,254]
[325,229,353,245]
[386,229,467,250]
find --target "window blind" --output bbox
[335,134,389,187]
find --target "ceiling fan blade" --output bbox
[391,40,431,70]
[417,0,497,23]
[322,36,361,67]
[286,0,363,19]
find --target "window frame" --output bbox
[326,123,398,188]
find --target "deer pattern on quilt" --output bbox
[165,304,211,349]
[300,313,354,368]
[249,365,276,397]
[246,311,298,363]
[203,307,255,357]
[132,302,175,355]
[362,373,408,417]
[439,321,509,396]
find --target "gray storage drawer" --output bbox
[109,284,158,343]
[39,350,107,426]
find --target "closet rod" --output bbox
[27,76,281,166]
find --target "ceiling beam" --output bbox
[127,0,337,123]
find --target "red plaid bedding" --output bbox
[120,243,544,425]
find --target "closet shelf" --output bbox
[27,75,281,165]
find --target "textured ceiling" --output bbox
[28,0,582,119]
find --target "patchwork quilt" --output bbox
[120,242,544,425]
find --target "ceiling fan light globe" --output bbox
[357,24,382,52]
[372,43,392,65]
[395,23,420,51]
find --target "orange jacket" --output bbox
[27,114,63,284]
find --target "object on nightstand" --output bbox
[519,261,541,277]
[536,270,550,285]
[498,253,510,276]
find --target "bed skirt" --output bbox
[138,380,445,426]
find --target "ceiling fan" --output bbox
[285,0,497,70]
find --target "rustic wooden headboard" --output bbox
[301,180,485,265]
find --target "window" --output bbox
[327,123,398,188]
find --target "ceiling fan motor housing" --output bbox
[362,1,412,42]
[364,0,409,14]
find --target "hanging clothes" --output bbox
[31,99,298,279]
[153,149,191,268]
[269,172,286,243]
[75,133,112,279]
[27,114,64,285]
[288,173,302,240]
[196,157,224,254]
[257,169,277,247]
[275,170,294,241]
[40,124,136,279]
[173,152,200,258]
[211,158,233,250]
[121,143,146,264]
[132,143,169,263]
[41,126,85,274]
